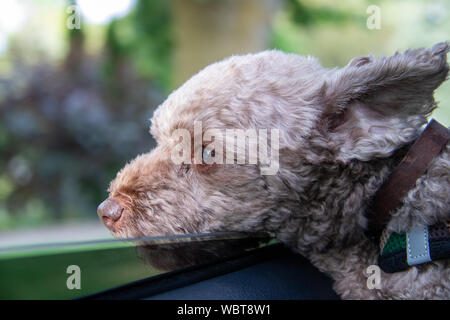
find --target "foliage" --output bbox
[103,0,173,91]
[0,36,163,230]
[286,0,364,27]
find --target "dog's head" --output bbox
[98,44,449,239]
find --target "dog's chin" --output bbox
[107,228,128,239]
[107,221,184,239]
[103,219,139,239]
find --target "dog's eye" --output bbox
[202,146,215,163]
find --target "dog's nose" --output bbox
[97,198,123,229]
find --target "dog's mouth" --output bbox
[97,200,167,239]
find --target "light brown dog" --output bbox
[98,43,450,299]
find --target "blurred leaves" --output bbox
[0,54,162,227]
[0,0,168,229]
[0,198,49,231]
[103,0,173,91]
[0,175,14,201]
[286,0,365,27]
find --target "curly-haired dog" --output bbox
[98,43,450,299]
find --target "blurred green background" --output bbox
[0,0,449,245]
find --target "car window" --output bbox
[0,232,274,299]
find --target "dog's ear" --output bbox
[319,42,449,162]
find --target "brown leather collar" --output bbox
[367,119,450,239]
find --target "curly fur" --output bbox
[104,43,450,299]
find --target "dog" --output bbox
[98,43,450,299]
